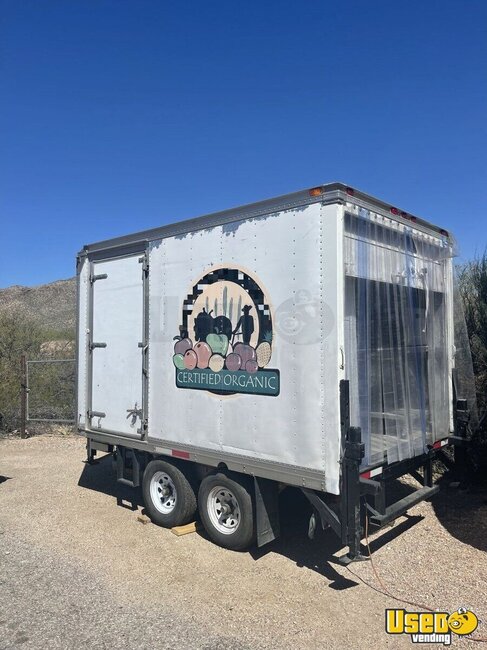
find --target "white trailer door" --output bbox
[90,255,144,437]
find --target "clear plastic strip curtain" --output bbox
[344,208,453,467]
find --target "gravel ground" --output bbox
[0,435,486,649]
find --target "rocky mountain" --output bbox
[0,278,76,334]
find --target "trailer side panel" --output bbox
[147,203,343,493]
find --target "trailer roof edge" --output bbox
[79,183,450,256]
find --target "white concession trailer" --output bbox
[77,183,471,561]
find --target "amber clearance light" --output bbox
[308,187,323,197]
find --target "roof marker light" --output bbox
[345,187,355,196]
[400,211,418,223]
[309,187,323,197]
[440,229,449,237]
[390,207,399,215]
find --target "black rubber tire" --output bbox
[198,472,255,551]
[142,459,197,528]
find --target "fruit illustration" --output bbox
[194,308,213,342]
[206,333,229,356]
[183,349,198,370]
[256,341,272,368]
[173,336,192,356]
[233,343,256,367]
[225,352,242,371]
[173,353,186,370]
[208,354,225,372]
[172,267,280,394]
[245,359,258,374]
[194,341,212,369]
[213,315,232,339]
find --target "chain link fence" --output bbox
[26,358,76,424]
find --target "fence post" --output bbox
[20,353,27,438]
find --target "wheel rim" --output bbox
[150,471,177,514]
[207,486,241,535]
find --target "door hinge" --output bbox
[89,342,107,351]
[139,254,149,276]
[137,418,148,435]
[88,410,106,429]
[88,410,106,419]
[90,273,108,284]
[139,342,149,375]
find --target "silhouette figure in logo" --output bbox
[233,305,254,345]
[194,308,214,342]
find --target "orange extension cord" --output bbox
[345,516,487,644]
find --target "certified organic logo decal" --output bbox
[172,268,279,396]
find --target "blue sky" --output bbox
[1,0,486,287]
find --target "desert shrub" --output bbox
[0,313,74,432]
[458,252,487,483]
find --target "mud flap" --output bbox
[254,476,280,547]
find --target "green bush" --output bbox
[0,313,74,432]
[458,252,487,482]
[0,313,43,431]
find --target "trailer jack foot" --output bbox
[86,451,98,465]
[85,440,98,465]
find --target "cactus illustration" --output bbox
[228,297,234,324]
[205,296,209,313]
[235,296,242,342]
[223,286,228,317]
[214,298,218,317]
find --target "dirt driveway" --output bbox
[0,435,486,649]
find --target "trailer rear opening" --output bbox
[77,183,474,562]
[344,208,453,466]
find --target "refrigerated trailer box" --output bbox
[77,183,471,560]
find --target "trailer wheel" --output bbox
[142,459,196,528]
[198,473,255,551]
